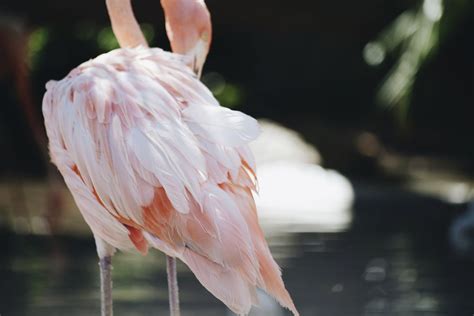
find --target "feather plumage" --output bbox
[43,46,297,315]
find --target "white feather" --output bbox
[183,103,261,147]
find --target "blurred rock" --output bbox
[255,161,354,233]
[450,201,474,254]
[249,120,353,234]
[250,119,321,165]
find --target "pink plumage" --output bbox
[43,46,298,315]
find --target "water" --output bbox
[1,182,473,316]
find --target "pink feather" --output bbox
[43,47,298,315]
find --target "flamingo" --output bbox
[42,0,298,315]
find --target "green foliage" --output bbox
[27,27,50,70]
[140,23,156,44]
[96,23,156,52]
[202,72,244,109]
[97,26,119,51]
[364,0,471,122]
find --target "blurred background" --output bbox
[1,0,474,315]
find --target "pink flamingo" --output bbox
[42,0,298,315]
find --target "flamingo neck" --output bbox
[105,0,148,48]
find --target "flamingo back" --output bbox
[42,47,298,316]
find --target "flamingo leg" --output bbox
[166,256,180,316]
[99,256,113,316]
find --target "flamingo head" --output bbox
[161,0,212,76]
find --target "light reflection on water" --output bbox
[1,183,474,316]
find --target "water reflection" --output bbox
[224,290,284,316]
[2,182,474,315]
[0,120,473,315]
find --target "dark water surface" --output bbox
[1,183,473,316]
